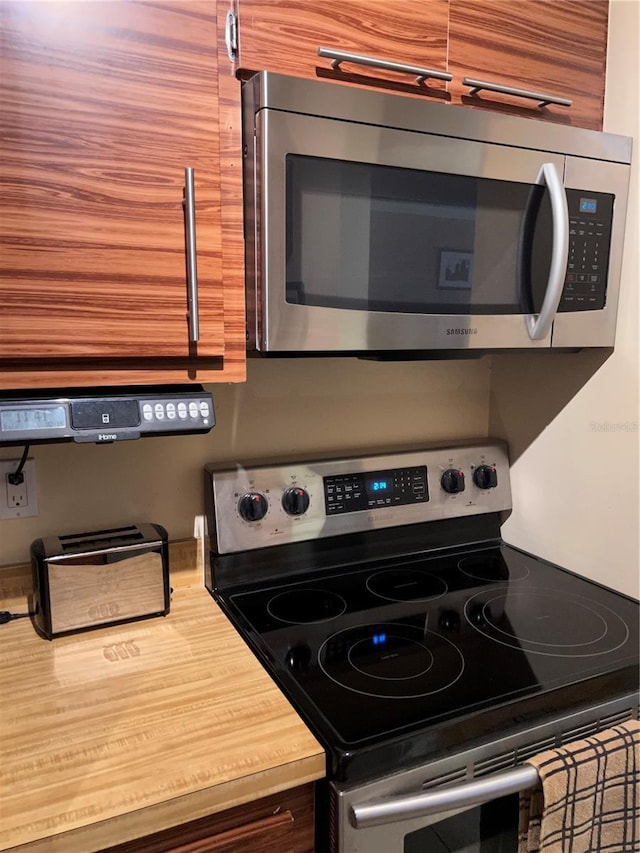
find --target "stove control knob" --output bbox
[438,609,461,632]
[473,465,498,490]
[238,492,268,522]
[285,643,311,673]
[469,602,491,628]
[282,487,310,516]
[441,469,466,494]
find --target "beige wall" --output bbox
[490,0,639,597]
[0,357,490,565]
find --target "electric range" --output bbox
[204,442,639,853]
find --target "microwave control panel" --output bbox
[559,189,614,312]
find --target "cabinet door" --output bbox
[100,783,314,853]
[0,2,225,365]
[230,0,448,95]
[163,811,294,853]
[447,0,609,130]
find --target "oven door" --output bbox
[346,795,520,853]
[251,108,570,353]
[402,796,519,853]
[335,764,536,853]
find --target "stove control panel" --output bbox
[206,442,511,555]
[324,465,428,516]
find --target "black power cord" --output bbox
[0,611,34,624]
[7,443,30,486]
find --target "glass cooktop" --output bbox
[219,543,639,774]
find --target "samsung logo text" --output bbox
[446,328,478,336]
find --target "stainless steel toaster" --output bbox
[30,523,170,639]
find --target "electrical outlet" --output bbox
[0,459,38,519]
[7,476,28,508]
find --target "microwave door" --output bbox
[254,109,566,352]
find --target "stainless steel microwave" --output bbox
[242,72,632,354]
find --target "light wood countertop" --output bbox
[0,541,325,852]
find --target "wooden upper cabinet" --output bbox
[447,0,609,129]
[230,0,449,96]
[227,0,608,128]
[0,1,245,388]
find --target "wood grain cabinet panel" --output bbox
[156,812,295,853]
[447,0,609,129]
[231,0,449,96]
[228,0,608,127]
[0,1,246,387]
[101,783,314,853]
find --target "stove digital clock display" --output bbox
[324,466,428,516]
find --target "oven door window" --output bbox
[405,795,518,853]
[286,155,553,316]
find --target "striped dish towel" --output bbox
[518,720,639,853]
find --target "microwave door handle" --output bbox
[527,162,569,341]
[350,764,539,830]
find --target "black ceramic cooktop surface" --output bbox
[218,543,639,778]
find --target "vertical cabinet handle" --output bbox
[225,10,238,62]
[183,166,200,343]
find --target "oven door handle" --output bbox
[350,764,539,829]
[526,161,569,341]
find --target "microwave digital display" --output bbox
[579,198,598,213]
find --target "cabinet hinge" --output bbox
[225,10,238,62]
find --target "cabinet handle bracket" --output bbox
[318,47,452,85]
[462,77,572,109]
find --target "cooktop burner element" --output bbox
[465,588,629,657]
[204,443,639,787]
[267,588,346,624]
[319,623,465,699]
[216,545,638,756]
[458,553,529,582]
[366,569,448,602]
